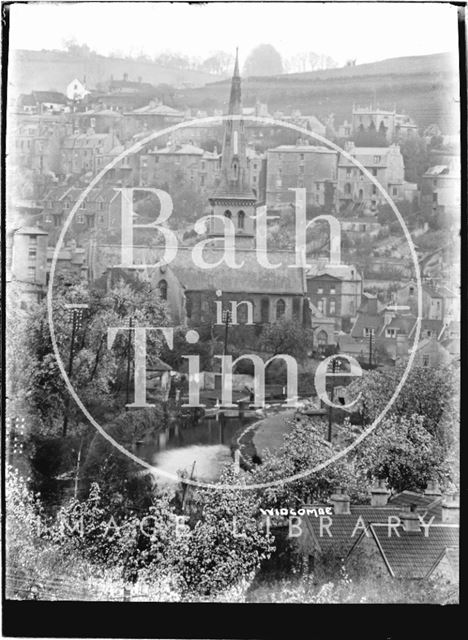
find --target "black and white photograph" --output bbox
[2,0,462,627]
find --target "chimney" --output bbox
[424,479,442,498]
[370,479,390,506]
[400,504,421,532]
[330,487,350,515]
[442,491,459,524]
[367,296,378,315]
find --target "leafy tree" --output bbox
[10,276,170,435]
[347,365,458,451]
[348,414,449,493]
[399,134,429,184]
[259,319,314,359]
[249,417,359,505]
[168,467,275,598]
[243,44,283,77]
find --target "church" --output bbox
[161,49,309,329]
[90,51,312,331]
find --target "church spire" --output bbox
[228,47,242,116]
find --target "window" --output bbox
[423,354,430,367]
[373,155,381,163]
[80,201,86,209]
[330,287,336,295]
[300,154,304,161]
[316,183,320,191]
[317,330,328,353]
[261,298,270,323]
[372,185,377,195]
[299,165,304,175]
[224,209,232,219]
[363,327,375,337]
[385,328,397,338]
[358,189,364,201]
[28,248,36,259]
[27,266,35,280]
[276,299,286,319]
[409,286,415,296]
[317,287,323,294]
[329,300,336,314]
[344,183,352,195]
[433,179,437,187]
[158,279,168,301]
[98,215,104,224]
[237,210,245,230]
[426,330,433,338]
[346,168,352,177]
[185,296,192,319]
[292,298,300,319]
[392,187,398,196]
[77,215,85,224]
[29,235,37,246]
[432,193,438,203]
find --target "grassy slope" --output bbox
[8,49,220,95]
[176,52,460,132]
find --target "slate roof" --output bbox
[379,314,417,336]
[32,91,68,104]
[303,505,404,556]
[168,247,304,295]
[388,490,443,521]
[307,263,361,281]
[130,103,184,117]
[369,523,459,578]
[351,312,384,338]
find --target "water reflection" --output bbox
[139,415,253,483]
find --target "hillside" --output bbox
[8,49,220,96]
[176,52,460,132]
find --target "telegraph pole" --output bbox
[62,305,87,437]
[125,316,133,409]
[222,309,232,356]
[327,357,337,442]
[369,332,374,368]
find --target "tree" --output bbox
[248,417,358,505]
[399,134,429,184]
[259,319,313,359]
[243,44,283,77]
[347,365,458,452]
[201,51,235,75]
[167,467,275,598]
[348,415,449,493]
[10,275,170,435]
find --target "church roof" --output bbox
[169,247,304,295]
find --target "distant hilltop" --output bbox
[8,49,222,96]
[177,52,459,133]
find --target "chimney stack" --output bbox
[330,487,350,515]
[370,479,390,506]
[424,479,442,498]
[400,504,421,532]
[442,491,459,524]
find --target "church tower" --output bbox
[208,48,256,247]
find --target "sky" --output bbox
[8,1,460,67]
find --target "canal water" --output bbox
[138,414,256,484]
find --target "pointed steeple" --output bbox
[228,47,242,116]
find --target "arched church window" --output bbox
[261,298,270,323]
[232,161,239,180]
[276,299,286,320]
[158,279,168,301]
[238,210,245,229]
[317,330,328,354]
[224,210,232,219]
